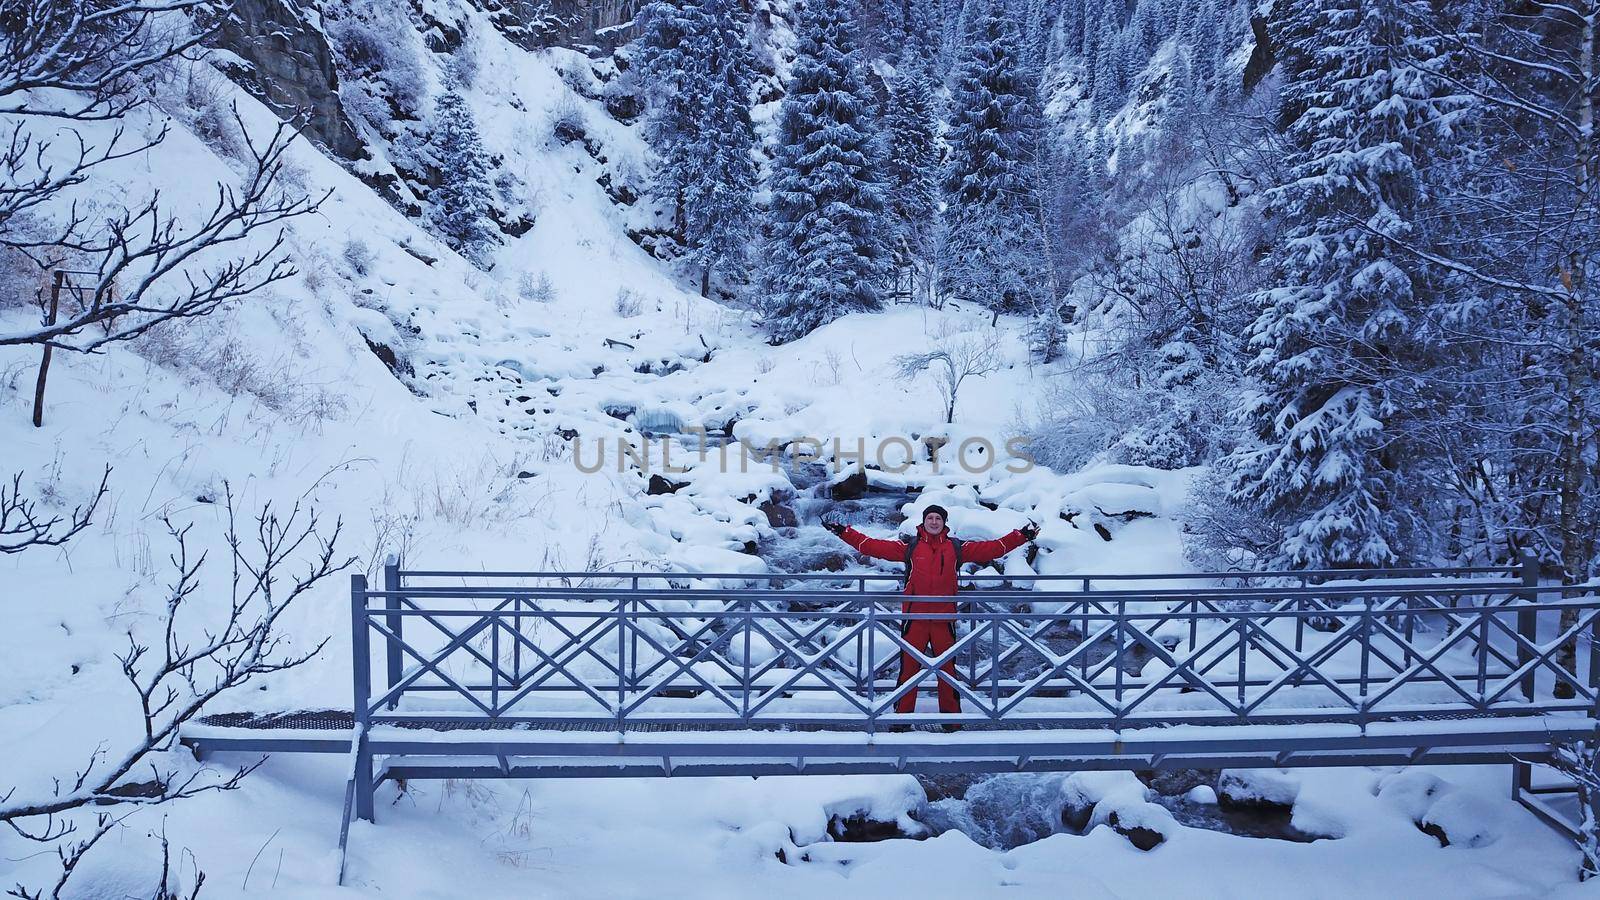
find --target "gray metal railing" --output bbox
[349,553,1598,735]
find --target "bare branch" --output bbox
[0,467,108,554]
[1,485,353,897]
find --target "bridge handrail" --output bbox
[395,565,1522,582]
[350,551,1594,738]
[353,580,1539,604]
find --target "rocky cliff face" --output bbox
[562,0,645,47]
[475,0,644,52]
[203,0,367,160]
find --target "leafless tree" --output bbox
[0,0,210,245]
[1552,738,1600,879]
[895,326,1003,424]
[0,111,324,353]
[0,466,107,553]
[0,1,329,423]
[1,485,352,899]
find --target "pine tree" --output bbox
[1060,0,1086,52]
[1192,0,1221,91]
[635,0,704,232]
[426,91,497,267]
[682,0,759,296]
[761,0,892,342]
[636,0,759,295]
[1176,0,1199,46]
[900,0,940,72]
[1222,0,1467,567]
[884,60,940,302]
[1091,6,1121,120]
[941,0,1049,313]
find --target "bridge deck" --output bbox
[182,709,1595,778]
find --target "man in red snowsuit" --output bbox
[825,505,1037,723]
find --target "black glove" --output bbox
[1019,521,1040,542]
[822,517,848,537]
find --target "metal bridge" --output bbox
[180,554,1600,879]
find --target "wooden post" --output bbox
[31,270,63,428]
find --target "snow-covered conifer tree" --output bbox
[1192,0,1222,91]
[1090,6,1123,120]
[635,0,704,231]
[636,0,760,296]
[685,0,759,295]
[426,91,497,267]
[1223,0,1466,567]
[760,0,891,341]
[941,0,1049,313]
[885,61,940,302]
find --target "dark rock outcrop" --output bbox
[759,498,798,528]
[828,813,910,842]
[1243,14,1275,96]
[646,474,685,495]
[831,471,869,501]
[1106,811,1166,851]
[1136,769,1219,798]
[202,0,365,160]
[474,0,645,53]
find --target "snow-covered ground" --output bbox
[0,12,1592,898]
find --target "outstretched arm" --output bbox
[836,526,908,562]
[959,529,1029,564]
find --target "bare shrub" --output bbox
[183,67,250,163]
[519,271,556,303]
[0,485,351,899]
[894,326,1003,423]
[613,287,643,318]
[342,238,375,277]
[132,316,349,425]
[546,92,587,145]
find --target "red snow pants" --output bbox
[896,619,961,713]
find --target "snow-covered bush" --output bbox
[546,91,587,145]
[1026,371,1136,472]
[179,68,252,163]
[342,238,376,277]
[1179,465,1279,572]
[328,6,427,121]
[449,19,483,89]
[519,270,556,303]
[614,287,644,318]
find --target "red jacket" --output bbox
[839,524,1028,612]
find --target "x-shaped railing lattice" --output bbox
[351,566,1600,730]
